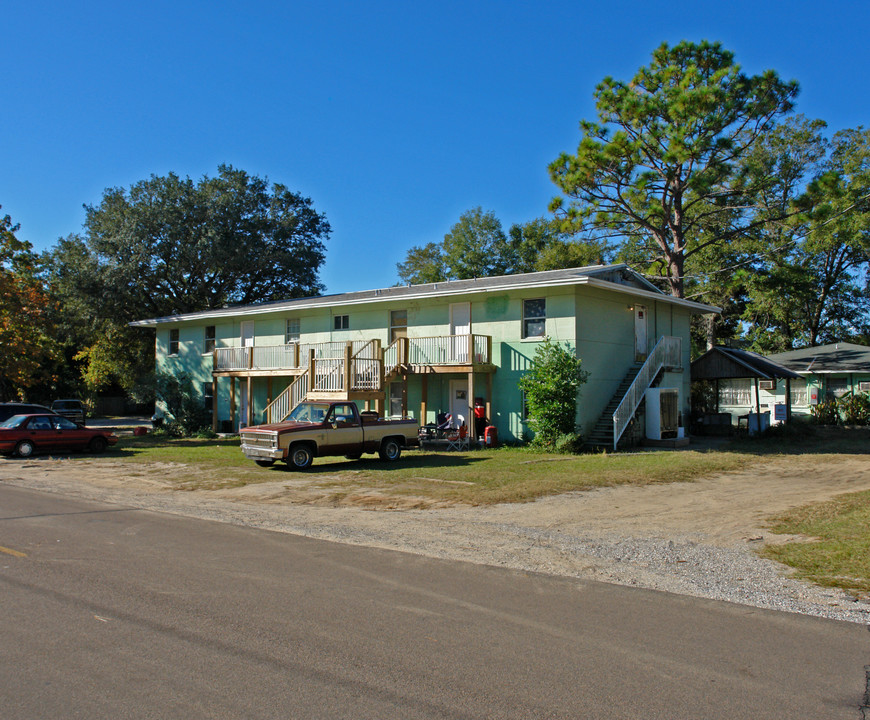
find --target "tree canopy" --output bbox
[49,164,330,320]
[0,210,56,400]
[43,165,330,398]
[549,40,799,298]
[397,210,612,285]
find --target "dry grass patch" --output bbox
[761,489,870,594]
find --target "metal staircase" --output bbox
[584,336,683,451]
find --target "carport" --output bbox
[690,346,802,431]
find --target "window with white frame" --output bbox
[522,298,546,339]
[204,326,216,354]
[169,329,179,356]
[718,378,751,406]
[285,318,300,344]
[334,314,349,330]
[790,378,807,406]
[390,309,407,344]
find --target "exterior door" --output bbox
[449,302,471,363]
[241,321,255,347]
[239,382,249,430]
[634,305,648,361]
[449,379,468,428]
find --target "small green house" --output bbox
[131,265,718,447]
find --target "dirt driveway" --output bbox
[3,452,870,623]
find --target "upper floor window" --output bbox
[522,298,546,339]
[169,329,179,356]
[390,309,407,344]
[204,326,216,354]
[334,314,349,330]
[285,318,300,344]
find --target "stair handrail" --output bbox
[611,336,682,450]
[265,369,309,424]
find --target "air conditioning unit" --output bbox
[645,388,679,440]
[758,380,776,391]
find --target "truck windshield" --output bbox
[287,403,330,423]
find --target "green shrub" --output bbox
[554,432,585,454]
[839,392,870,425]
[810,398,840,425]
[155,372,212,437]
[518,338,590,450]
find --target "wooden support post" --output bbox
[344,342,353,393]
[785,378,792,422]
[420,374,428,425]
[467,334,474,364]
[486,373,492,425]
[467,370,475,433]
[402,373,408,418]
[212,377,218,433]
[308,349,316,389]
[267,377,273,409]
[486,335,492,364]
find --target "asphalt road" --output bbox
[1,483,867,719]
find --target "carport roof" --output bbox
[691,347,802,381]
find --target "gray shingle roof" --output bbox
[766,342,870,373]
[130,264,720,327]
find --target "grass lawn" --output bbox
[761,490,870,594]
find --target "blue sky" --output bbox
[3,0,867,293]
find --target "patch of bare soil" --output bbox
[4,452,870,622]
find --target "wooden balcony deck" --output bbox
[213,336,495,377]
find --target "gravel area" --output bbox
[3,455,870,625]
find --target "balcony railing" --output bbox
[215,336,492,374]
[214,340,373,372]
[385,334,491,374]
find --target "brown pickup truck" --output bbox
[240,401,420,469]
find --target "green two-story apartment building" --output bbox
[131,265,718,448]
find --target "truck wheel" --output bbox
[15,440,35,458]
[255,459,275,467]
[288,444,314,470]
[378,438,402,462]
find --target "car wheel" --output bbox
[15,440,35,458]
[88,436,108,454]
[255,459,275,467]
[288,444,314,470]
[378,438,402,461]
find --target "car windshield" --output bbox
[0,415,29,429]
[286,403,329,423]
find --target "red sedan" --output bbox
[0,414,118,458]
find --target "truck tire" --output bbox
[288,443,314,470]
[378,438,402,462]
